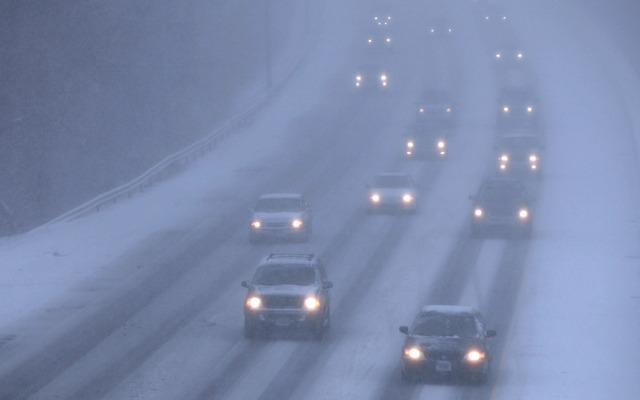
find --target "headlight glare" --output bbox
[304,297,320,310]
[404,347,425,360]
[246,296,261,309]
[251,221,262,229]
[291,219,303,228]
[465,350,485,362]
[402,194,414,203]
[519,209,529,219]
[474,208,483,217]
[370,194,380,203]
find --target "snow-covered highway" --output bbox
[0,1,638,399]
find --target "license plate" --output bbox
[275,319,290,327]
[436,360,452,372]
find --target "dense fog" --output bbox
[0,1,297,232]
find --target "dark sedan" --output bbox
[399,305,496,383]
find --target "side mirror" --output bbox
[399,326,409,335]
[486,329,497,338]
[241,281,250,288]
[323,281,333,289]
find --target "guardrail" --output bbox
[41,40,312,228]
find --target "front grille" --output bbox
[262,295,303,309]
[264,222,290,229]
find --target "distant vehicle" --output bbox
[249,193,312,243]
[365,29,393,53]
[493,42,526,67]
[404,124,448,158]
[367,173,418,213]
[399,305,496,383]
[241,253,333,339]
[426,18,454,37]
[354,63,389,91]
[415,89,454,128]
[497,86,539,130]
[469,178,532,237]
[373,14,392,27]
[495,131,543,175]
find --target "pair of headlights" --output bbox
[370,194,414,203]
[251,219,303,229]
[403,347,485,362]
[245,296,320,310]
[473,208,529,219]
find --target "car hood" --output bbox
[408,335,486,353]
[252,211,303,222]
[252,285,319,297]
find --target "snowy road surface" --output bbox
[0,0,638,399]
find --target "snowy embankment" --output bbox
[0,0,346,335]
[494,1,640,399]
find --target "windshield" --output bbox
[373,175,411,188]
[255,198,302,212]
[253,265,316,286]
[499,136,539,152]
[478,183,525,206]
[410,313,479,338]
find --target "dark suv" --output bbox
[241,253,333,339]
[469,178,532,237]
[399,305,496,383]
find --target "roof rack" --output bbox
[266,253,315,261]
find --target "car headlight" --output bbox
[500,154,509,162]
[402,194,414,203]
[503,106,509,113]
[495,53,502,59]
[464,350,485,362]
[386,37,391,43]
[419,108,424,113]
[517,52,523,59]
[529,154,538,162]
[380,74,387,81]
[446,107,452,113]
[437,140,445,149]
[304,297,321,310]
[527,106,533,113]
[519,208,529,219]
[356,75,362,81]
[370,194,380,203]
[404,346,425,360]
[407,141,414,148]
[251,220,262,229]
[474,208,483,217]
[291,219,303,228]
[246,296,261,309]
[367,38,373,44]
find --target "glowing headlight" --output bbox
[386,37,391,43]
[500,154,509,162]
[419,108,424,113]
[517,52,523,59]
[430,28,435,33]
[380,74,387,81]
[304,297,320,310]
[291,219,303,228]
[251,221,262,229]
[402,194,414,203]
[368,38,373,44]
[437,140,445,149]
[356,75,362,81]
[446,107,452,113]
[465,350,485,362]
[527,106,533,113]
[474,208,483,217]
[519,209,529,219]
[404,347,425,360]
[246,296,261,309]
[370,194,380,203]
[529,154,538,162]
[496,53,502,59]
[407,141,414,148]
[503,106,510,113]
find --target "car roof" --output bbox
[420,305,479,315]
[261,253,316,265]
[258,193,303,200]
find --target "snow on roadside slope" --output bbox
[494,1,640,398]
[0,0,356,335]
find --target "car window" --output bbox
[411,313,480,338]
[373,175,411,188]
[255,198,302,212]
[253,265,316,286]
